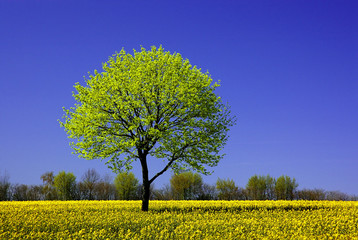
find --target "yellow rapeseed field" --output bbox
[0,200,357,239]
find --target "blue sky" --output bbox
[0,0,357,195]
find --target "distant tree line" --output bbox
[0,170,356,201]
[154,173,357,201]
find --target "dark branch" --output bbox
[97,126,132,139]
[102,104,136,139]
[149,144,189,184]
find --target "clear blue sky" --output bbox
[1,0,357,195]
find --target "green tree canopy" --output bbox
[54,171,77,200]
[60,46,235,210]
[246,174,275,200]
[114,172,139,200]
[275,175,298,200]
[170,171,203,200]
[216,178,240,200]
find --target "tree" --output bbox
[170,171,203,200]
[12,184,43,201]
[246,175,268,200]
[326,190,349,201]
[26,185,43,200]
[263,175,276,200]
[12,184,29,201]
[297,188,326,200]
[41,171,57,200]
[54,171,77,200]
[95,174,116,200]
[152,184,173,200]
[0,172,10,201]
[78,169,100,200]
[275,175,298,200]
[114,172,139,200]
[246,174,278,200]
[198,183,218,200]
[216,178,240,200]
[60,46,235,211]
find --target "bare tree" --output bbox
[95,174,116,200]
[79,169,100,200]
[198,183,218,200]
[12,184,43,201]
[297,188,326,200]
[152,184,173,200]
[12,184,28,201]
[0,171,11,201]
[27,185,43,200]
[326,191,350,201]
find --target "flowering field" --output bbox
[1,200,357,239]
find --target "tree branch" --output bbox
[97,126,132,139]
[149,144,189,184]
[103,104,136,139]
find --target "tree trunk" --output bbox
[140,154,150,211]
[142,179,150,211]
